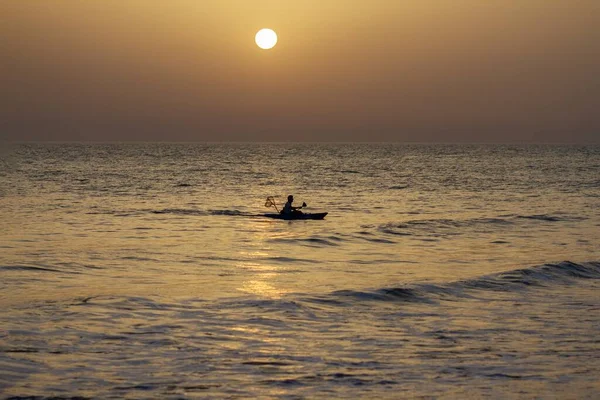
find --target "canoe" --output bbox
[263,212,328,220]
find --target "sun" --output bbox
[255,28,278,50]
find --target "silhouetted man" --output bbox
[282,195,305,215]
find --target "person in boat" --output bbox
[282,195,305,216]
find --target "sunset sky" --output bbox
[2,0,599,142]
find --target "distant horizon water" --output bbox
[3,140,600,144]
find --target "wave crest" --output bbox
[317,261,600,305]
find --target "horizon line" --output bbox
[3,140,599,146]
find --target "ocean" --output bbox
[1,143,599,399]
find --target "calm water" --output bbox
[1,143,599,399]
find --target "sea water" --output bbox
[1,143,599,399]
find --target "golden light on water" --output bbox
[255,28,278,50]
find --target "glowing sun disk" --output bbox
[255,29,278,50]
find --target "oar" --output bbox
[293,202,307,212]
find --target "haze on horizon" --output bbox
[1,0,599,143]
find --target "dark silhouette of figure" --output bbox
[282,195,306,215]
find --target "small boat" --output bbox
[263,212,328,220]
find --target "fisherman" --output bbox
[282,195,305,215]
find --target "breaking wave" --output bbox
[311,261,600,305]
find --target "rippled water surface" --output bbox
[1,143,599,398]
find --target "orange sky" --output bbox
[1,0,599,142]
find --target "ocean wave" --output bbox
[515,214,585,222]
[207,209,248,216]
[268,236,346,247]
[378,216,513,231]
[260,256,320,264]
[89,208,255,217]
[77,295,172,310]
[313,261,600,305]
[374,213,586,237]
[87,209,149,217]
[0,265,61,273]
[150,208,251,217]
[330,287,429,303]
[151,208,209,216]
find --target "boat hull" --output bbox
[263,212,328,220]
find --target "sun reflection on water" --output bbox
[240,271,286,299]
[236,222,289,299]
